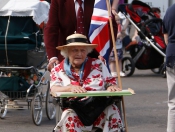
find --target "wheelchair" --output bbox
[51,90,135,132]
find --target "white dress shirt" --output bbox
[74,0,84,16]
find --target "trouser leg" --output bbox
[166,67,175,132]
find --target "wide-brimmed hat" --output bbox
[56,33,98,50]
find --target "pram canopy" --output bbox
[0,0,50,66]
[0,0,50,25]
[126,1,152,23]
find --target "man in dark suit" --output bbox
[44,0,99,71]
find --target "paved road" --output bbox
[0,69,168,132]
[123,70,167,132]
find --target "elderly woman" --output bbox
[51,34,123,132]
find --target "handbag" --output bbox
[63,96,114,126]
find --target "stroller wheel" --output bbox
[161,68,166,78]
[0,101,7,119]
[159,63,166,78]
[151,68,160,74]
[122,57,135,77]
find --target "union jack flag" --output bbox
[88,0,111,63]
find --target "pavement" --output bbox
[0,68,168,132]
[123,70,167,132]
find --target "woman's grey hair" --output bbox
[60,47,94,58]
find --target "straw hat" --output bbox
[56,33,98,50]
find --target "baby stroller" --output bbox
[0,0,56,125]
[118,1,166,77]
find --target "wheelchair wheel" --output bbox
[0,100,7,119]
[45,81,56,120]
[31,93,43,126]
[122,57,135,77]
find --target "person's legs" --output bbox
[118,60,125,77]
[109,61,117,77]
[117,49,125,77]
[109,50,117,77]
[166,66,175,132]
[109,49,125,77]
[53,109,93,132]
[97,105,123,132]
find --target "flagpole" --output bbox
[105,0,128,132]
[106,1,122,89]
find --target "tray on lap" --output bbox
[51,88,135,98]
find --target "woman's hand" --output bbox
[71,85,87,93]
[47,58,59,72]
[107,85,122,92]
[112,9,118,16]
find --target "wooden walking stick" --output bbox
[106,0,128,131]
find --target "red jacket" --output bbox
[44,0,96,61]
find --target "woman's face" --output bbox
[68,46,88,68]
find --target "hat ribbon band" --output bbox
[66,38,89,44]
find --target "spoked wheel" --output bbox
[0,100,7,119]
[122,57,135,77]
[31,93,43,126]
[46,81,56,120]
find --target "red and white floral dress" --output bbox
[50,58,123,132]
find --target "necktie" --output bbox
[76,0,84,34]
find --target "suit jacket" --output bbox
[44,0,98,61]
